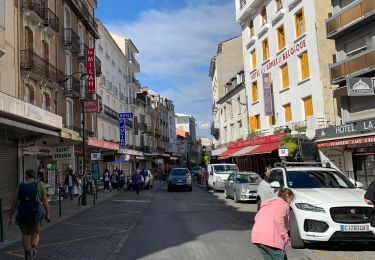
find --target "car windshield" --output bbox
[191,167,201,171]
[213,165,238,174]
[286,170,356,189]
[170,168,189,176]
[235,173,261,184]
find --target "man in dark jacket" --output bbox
[364,181,375,227]
[64,169,78,201]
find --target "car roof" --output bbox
[274,167,338,172]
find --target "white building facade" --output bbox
[235,0,337,136]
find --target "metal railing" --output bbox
[128,55,140,71]
[65,0,98,34]
[22,0,59,33]
[78,42,87,59]
[64,77,81,98]
[44,7,59,33]
[326,0,375,37]
[95,56,102,76]
[20,49,64,83]
[63,28,80,52]
[103,104,118,120]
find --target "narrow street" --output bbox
[1,182,375,260]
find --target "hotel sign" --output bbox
[86,48,96,94]
[347,77,375,96]
[251,38,307,80]
[316,118,375,138]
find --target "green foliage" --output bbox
[201,150,211,165]
[280,135,298,160]
[273,127,284,134]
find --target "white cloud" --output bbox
[106,0,240,136]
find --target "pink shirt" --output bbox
[251,197,289,249]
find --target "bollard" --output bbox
[93,191,96,206]
[0,198,4,242]
[59,193,62,218]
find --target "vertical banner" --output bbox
[47,164,56,195]
[92,162,100,181]
[86,48,96,94]
[119,116,126,148]
[134,116,138,135]
[262,73,273,116]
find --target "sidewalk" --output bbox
[0,190,118,250]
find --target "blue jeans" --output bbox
[68,186,74,201]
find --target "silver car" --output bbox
[224,172,261,203]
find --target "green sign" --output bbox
[92,162,100,181]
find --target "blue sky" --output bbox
[97,0,240,137]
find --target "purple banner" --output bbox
[263,73,273,116]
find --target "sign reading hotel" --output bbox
[347,77,375,96]
[86,48,96,94]
[251,38,307,80]
[52,146,74,160]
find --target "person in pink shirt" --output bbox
[251,188,295,260]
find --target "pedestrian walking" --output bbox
[132,170,142,194]
[103,169,110,192]
[251,188,295,260]
[364,180,375,227]
[7,169,50,260]
[110,171,119,192]
[118,170,126,190]
[64,169,78,201]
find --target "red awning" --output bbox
[247,142,280,155]
[220,147,244,156]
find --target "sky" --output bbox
[96,0,240,137]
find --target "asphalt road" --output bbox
[1,182,375,260]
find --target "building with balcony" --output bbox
[209,35,247,146]
[176,113,198,165]
[315,0,375,187]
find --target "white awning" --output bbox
[211,147,227,156]
[232,145,259,157]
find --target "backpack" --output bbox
[16,182,43,223]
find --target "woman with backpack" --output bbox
[110,171,118,192]
[251,188,295,260]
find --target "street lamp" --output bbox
[58,72,90,206]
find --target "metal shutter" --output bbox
[0,140,18,210]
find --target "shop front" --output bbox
[87,137,119,175]
[118,148,144,173]
[316,118,375,188]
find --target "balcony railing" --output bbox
[127,76,141,87]
[63,28,80,52]
[66,125,95,137]
[64,0,98,37]
[64,77,81,98]
[22,0,59,34]
[329,49,375,84]
[95,56,102,77]
[20,49,64,84]
[128,55,140,71]
[326,0,375,38]
[103,104,118,120]
[78,42,87,60]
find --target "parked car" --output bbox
[224,171,261,203]
[168,168,192,192]
[207,163,239,192]
[190,166,202,177]
[142,169,154,190]
[257,162,373,249]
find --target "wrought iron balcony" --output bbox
[43,8,59,33]
[64,0,99,38]
[329,49,375,84]
[95,56,102,77]
[20,49,63,84]
[127,76,141,87]
[64,76,81,98]
[22,0,59,34]
[103,104,118,120]
[128,55,140,72]
[326,0,375,39]
[78,42,87,60]
[63,28,80,53]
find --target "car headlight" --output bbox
[295,203,325,213]
[240,188,247,193]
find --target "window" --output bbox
[295,8,306,37]
[66,99,73,128]
[269,115,275,126]
[261,6,267,25]
[276,0,283,11]
[280,63,289,88]
[303,96,313,119]
[65,52,72,89]
[284,103,292,122]
[252,81,258,103]
[251,50,257,69]
[250,114,261,130]
[262,38,269,61]
[299,51,310,80]
[42,92,51,111]
[24,85,34,104]
[277,25,286,50]
[24,27,33,50]
[249,19,254,37]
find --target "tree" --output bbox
[280,135,298,161]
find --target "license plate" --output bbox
[340,224,369,232]
[250,193,257,196]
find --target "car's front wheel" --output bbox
[290,211,305,249]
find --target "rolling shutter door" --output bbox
[0,140,18,209]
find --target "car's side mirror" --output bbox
[270,181,281,189]
[356,181,363,188]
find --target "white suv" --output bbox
[257,162,374,249]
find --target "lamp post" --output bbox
[58,72,89,206]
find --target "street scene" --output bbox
[1,0,375,259]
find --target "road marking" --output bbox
[4,230,128,258]
[64,221,128,232]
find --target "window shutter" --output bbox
[285,104,292,122]
[301,52,310,79]
[250,116,257,131]
[252,81,258,102]
[281,64,289,88]
[304,96,313,118]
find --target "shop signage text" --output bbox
[118,148,143,156]
[316,118,375,138]
[251,38,307,80]
[119,112,133,119]
[229,133,284,149]
[87,137,118,150]
[317,136,375,148]
[53,146,73,160]
[119,117,126,148]
[347,77,375,96]
[84,100,100,113]
[86,48,96,94]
